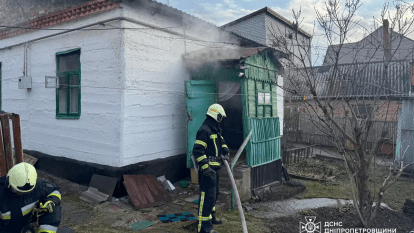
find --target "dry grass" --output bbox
[289,157,414,211]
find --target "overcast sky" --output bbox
[156,0,414,65]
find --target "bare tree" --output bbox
[269,0,414,227]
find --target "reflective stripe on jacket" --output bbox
[193,117,230,170]
[0,177,61,231]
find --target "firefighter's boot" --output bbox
[211,212,222,225]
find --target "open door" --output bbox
[185,80,215,168]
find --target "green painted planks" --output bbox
[246,118,281,166]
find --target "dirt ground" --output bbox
[263,205,414,233]
[36,161,414,233]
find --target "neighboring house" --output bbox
[0,0,261,187]
[284,60,412,153]
[287,20,413,120]
[285,60,412,120]
[284,20,414,154]
[323,20,414,65]
[221,6,313,67]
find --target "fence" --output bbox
[284,113,398,154]
[282,145,314,165]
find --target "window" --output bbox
[258,92,271,105]
[352,104,372,119]
[56,49,80,119]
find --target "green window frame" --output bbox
[56,48,81,119]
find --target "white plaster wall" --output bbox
[0,2,246,167]
[0,9,125,166]
[120,2,239,165]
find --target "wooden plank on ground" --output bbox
[23,153,38,166]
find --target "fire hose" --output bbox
[221,155,248,233]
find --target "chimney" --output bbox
[383,19,392,61]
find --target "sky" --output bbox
[155,0,414,65]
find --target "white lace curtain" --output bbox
[218,81,240,102]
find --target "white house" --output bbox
[0,0,259,186]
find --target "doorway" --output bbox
[217,81,243,149]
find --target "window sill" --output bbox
[56,115,80,119]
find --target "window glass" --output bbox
[258,92,271,104]
[70,89,79,113]
[265,93,271,104]
[59,89,67,113]
[58,53,80,73]
[70,75,79,86]
[352,104,372,119]
[258,92,265,104]
[59,76,67,88]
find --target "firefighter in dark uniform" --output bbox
[193,103,230,233]
[0,162,62,233]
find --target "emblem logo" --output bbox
[300,216,321,233]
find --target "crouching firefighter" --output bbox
[0,162,62,233]
[193,103,230,233]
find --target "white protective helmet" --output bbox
[6,162,37,193]
[206,103,226,122]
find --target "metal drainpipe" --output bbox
[0,17,187,51]
[23,43,27,76]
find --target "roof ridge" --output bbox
[147,0,219,29]
[0,0,120,40]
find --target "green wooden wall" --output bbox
[188,50,282,167]
[241,51,281,166]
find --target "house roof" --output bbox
[221,7,312,39]
[0,0,229,42]
[0,0,120,40]
[323,26,414,65]
[182,47,269,62]
[284,60,412,100]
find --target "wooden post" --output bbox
[0,124,6,176]
[0,114,13,171]
[11,114,23,163]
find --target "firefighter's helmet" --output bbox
[206,104,226,122]
[6,162,37,194]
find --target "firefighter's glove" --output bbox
[39,200,56,213]
[202,166,215,179]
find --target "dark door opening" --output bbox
[218,81,243,149]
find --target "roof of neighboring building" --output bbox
[323,26,414,65]
[221,7,312,38]
[284,60,412,100]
